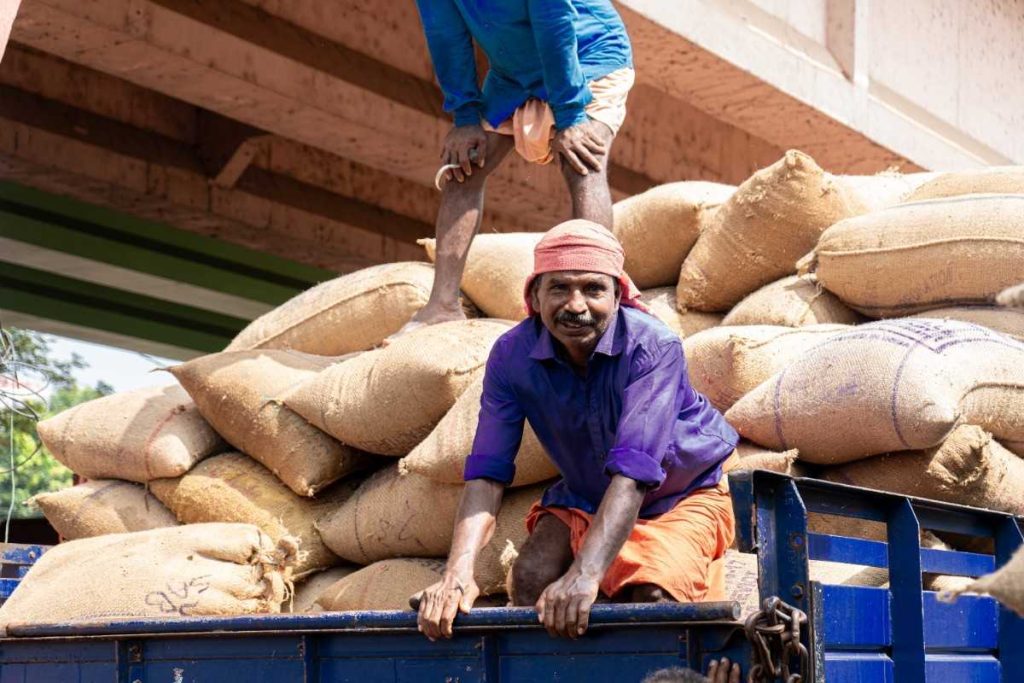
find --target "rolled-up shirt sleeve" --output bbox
[464,343,525,485]
[414,0,484,126]
[605,340,687,488]
[527,0,592,130]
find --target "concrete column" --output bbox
[0,0,21,62]
[827,0,870,87]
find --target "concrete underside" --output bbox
[0,0,1015,356]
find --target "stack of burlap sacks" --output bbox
[9,153,1023,629]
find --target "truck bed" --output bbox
[1,472,1021,682]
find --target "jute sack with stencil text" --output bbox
[0,523,295,631]
[683,324,848,411]
[726,319,1024,463]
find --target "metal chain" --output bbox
[744,596,809,683]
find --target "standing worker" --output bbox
[401,0,635,334]
[416,220,739,640]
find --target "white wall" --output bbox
[644,0,1023,167]
[869,0,1024,163]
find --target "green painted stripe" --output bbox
[0,205,298,305]
[0,181,336,284]
[0,263,248,352]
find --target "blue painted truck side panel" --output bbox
[2,473,1022,681]
[0,612,750,682]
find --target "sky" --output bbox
[44,335,179,394]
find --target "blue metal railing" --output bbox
[0,544,47,600]
[730,470,1024,683]
[3,475,1023,682]
[5,601,741,638]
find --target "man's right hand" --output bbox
[706,657,741,683]
[416,571,480,640]
[441,124,487,183]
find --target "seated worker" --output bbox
[400,0,634,335]
[417,220,738,641]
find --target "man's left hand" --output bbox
[552,120,608,176]
[535,567,601,639]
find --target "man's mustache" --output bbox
[556,310,596,326]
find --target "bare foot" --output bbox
[383,306,468,346]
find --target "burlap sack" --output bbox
[317,466,463,564]
[399,377,557,486]
[287,566,358,613]
[723,442,808,477]
[918,532,975,594]
[477,484,548,595]
[726,319,1024,463]
[285,320,512,456]
[313,558,445,612]
[676,150,866,312]
[612,182,736,288]
[800,195,1024,317]
[227,262,435,355]
[838,171,939,211]
[170,350,369,496]
[36,384,223,483]
[683,324,848,411]
[820,426,1024,516]
[948,546,1024,616]
[640,288,723,338]
[905,167,1024,201]
[29,480,178,540]
[0,523,295,628]
[721,276,862,328]
[723,550,887,617]
[909,306,1024,341]
[149,452,358,577]
[998,283,1024,308]
[421,233,541,321]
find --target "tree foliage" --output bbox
[1,328,113,519]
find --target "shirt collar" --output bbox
[528,309,625,361]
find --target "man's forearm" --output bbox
[573,475,645,580]
[447,478,505,578]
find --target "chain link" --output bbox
[744,596,809,683]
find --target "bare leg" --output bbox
[561,121,616,229]
[398,132,514,334]
[508,514,575,606]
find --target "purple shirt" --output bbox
[464,307,738,518]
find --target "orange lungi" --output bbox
[525,481,735,603]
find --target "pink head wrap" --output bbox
[523,219,650,316]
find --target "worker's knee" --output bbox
[441,169,489,195]
[560,158,609,190]
[508,553,559,606]
[629,583,676,603]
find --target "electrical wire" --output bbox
[0,324,55,542]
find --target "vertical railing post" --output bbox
[887,499,925,682]
[995,518,1024,683]
[757,478,810,614]
[756,477,813,681]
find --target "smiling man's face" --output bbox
[531,270,620,364]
